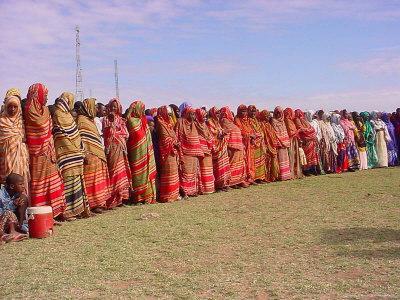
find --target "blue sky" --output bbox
[0,0,399,111]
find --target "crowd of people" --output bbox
[1,82,399,243]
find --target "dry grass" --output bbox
[1,168,399,299]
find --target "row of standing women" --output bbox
[1,83,399,221]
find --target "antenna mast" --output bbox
[114,59,119,99]
[75,25,84,101]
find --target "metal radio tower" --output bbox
[114,59,119,99]
[75,26,84,101]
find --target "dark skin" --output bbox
[6,102,19,118]
[96,104,106,118]
[187,112,195,122]
[317,110,324,120]
[238,108,247,118]
[5,178,28,227]
[108,101,119,122]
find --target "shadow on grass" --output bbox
[336,247,400,259]
[321,227,400,259]
[322,227,400,244]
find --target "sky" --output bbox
[0,0,399,112]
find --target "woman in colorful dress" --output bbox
[352,112,368,170]
[156,106,180,202]
[103,98,132,207]
[284,108,303,179]
[220,107,248,188]
[195,108,215,194]
[340,110,359,171]
[24,83,66,218]
[126,100,157,204]
[175,106,203,197]
[320,112,338,173]
[206,107,230,191]
[76,98,111,213]
[381,112,398,166]
[0,96,30,192]
[330,113,347,173]
[53,92,89,220]
[294,109,318,175]
[248,105,267,183]
[370,111,390,168]
[258,110,280,182]
[271,106,291,181]
[360,112,378,168]
[234,105,256,184]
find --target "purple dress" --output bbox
[382,113,398,166]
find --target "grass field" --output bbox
[1,168,399,299]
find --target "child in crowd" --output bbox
[298,140,308,171]
[0,173,28,243]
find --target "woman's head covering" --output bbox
[157,106,170,124]
[360,111,370,122]
[128,100,145,118]
[304,110,314,122]
[330,113,341,125]
[2,96,22,120]
[273,106,284,121]
[208,107,219,121]
[220,106,234,121]
[258,110,270,122]
[381,112,391,124]
[82,98,97,119]
[195,108,207,123]
[179,102,192,115]
[59,92,75,111]
[370,111,379,120]
[5,88,21,100]
[108,98,123,115]
[182,106,195,120]
[236,104,247,117]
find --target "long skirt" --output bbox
[288,138,303,179]
[277,148,291,181]
[83,154,111,209]
[63,175,90,219]
[303,138,318,168]
[265,152,279,182]
[319,140,331,173]
[366,142,378,169]
[336,143,348,173]
[358,149,368,170]
[199,154,215,194]
[30,155,65,218]
[375,130,388,167]
[134,179,156,204]
[212,149,230,189]
[228,148,246,186]
[158,154,180,203]
[388,148,398,166]
[180,155,199,196]
[254,145,266,181]
[329,150,337,172]
[347,143,360,170]
[106,143,131,208]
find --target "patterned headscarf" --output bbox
[5,88,21,100]
[24,83,54,156]
[0,95,30,189]
[76,98,106,161]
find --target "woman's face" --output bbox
[7,102,19,117]
[248,107,256,118]
[239,108,247,118]
[188,111,195,122]
[111,101,119,114]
